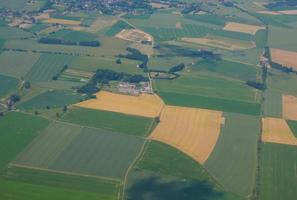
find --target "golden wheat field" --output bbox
[223,22,265,35]
[270,48,297,70]
[76,91,164,118]
[44,18,81,25]
[149,106,223,164]
[262,117,297,146]
[282,95,297,121]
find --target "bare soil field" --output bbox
[181,37,255,51]
[175,22,182,29]
[223,22,265,35]
[270,48,297,70]
[76,91,164,118]
[149,106,223,164]
[115,29,153,43]
[257,10,297,15]
[282,95,297,121]
[44,18,81,26]
[262,117,297,146]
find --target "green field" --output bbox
[0,51,41,78]
[0,74,19,98]
[268,25,297,51]
[69,56,143,74]
[0,0,45,11]
[262,90,282,118]
[158,91,261,115]
[61,107,154,136]
[125,141,241,200]
[0,27,33,39]
[18,90,83,110]
[13,121,144,179]
[192,59,258,82]
[105,20,133,36]
[287,120,297,137]
[205,113,260,196]
[0,179,116,200]
[259,143,297,200]
[25,54,74,82]
[0,112,49,170]
[4,37,130,57]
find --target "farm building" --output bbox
[118,81,152,95]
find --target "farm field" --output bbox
[205,113,260,196]
[150,106,223,164]
[13,121,144,179]
[125,141,241,200]
[18,90,83,110]
[76,91,164,118]
[25,54,74,82]
[282,95,297,121]
[261,117,297,146]
[61,107,154,136]
[259,143,297,200]
[270,48,297,70]
[1,0,297,199]
[0,112,49,170]
[0,51,41,78]
[0,74,19,98]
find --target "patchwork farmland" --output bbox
[0,0,297,199]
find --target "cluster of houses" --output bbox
[118,82,152,95]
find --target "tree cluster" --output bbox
[39,37,100,47]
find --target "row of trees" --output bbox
[39,38,101,47]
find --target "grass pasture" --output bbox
[48,29,98,42]
[0,74,19,98]
[0,27,33,39]
[205,113,260,196]
[262,90,282,118]
[259,143,297,200]
[0,0,45,11]
[0,112,49,170]
[18,90,83,110]
[61,107,154,136]
[13,121,144,179]
[2,166,119,199]
[25,54,74,82]
[0,51,41,78]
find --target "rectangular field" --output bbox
[0,74,19,98]
[76,91,164,118]
[115,29,153,43]
[223,22,265,35]
[13,121,144,179]
[150,106,223,164]
[262,90,282,118]
[270,48,297,70]
[260,143,297,200]
[0,51,41,78]
[205,113,260,196]
[0,112,49,170]
[282,95,297,121]
[25,54,74,82]
[1,166,119,200]
[262,117,297,146]
[44,18,81,26]
[61,107,154,136]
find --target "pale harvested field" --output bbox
[270,48,297,70]
[257,10,297,15]
[116,29,153,43]
[149,106,223,164]
[283,95,297,121]
[150,2,169,9]
[181,37,254,51]
[44,18,81,26]
[223,22,265,35]
[262,118,297,146]
[176,22,182,29]
[76,91,164,118]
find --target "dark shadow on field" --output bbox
[126,176,224,200]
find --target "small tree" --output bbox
[62,106,67,112]
[23,81,31,89]
[56,112,60,119]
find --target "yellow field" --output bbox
[71,18,118,33]
[44,18,81,26]
[270,48,297,70]
[76,91,164,118]
[283,95,297,121]
[262,118,297,146]
[181,37,255,51]
[149,106,223,164]
[223,22,265,35]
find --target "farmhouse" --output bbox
[118,81,152,95]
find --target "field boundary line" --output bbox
[120,139,149,200]
[8,163,121,183]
